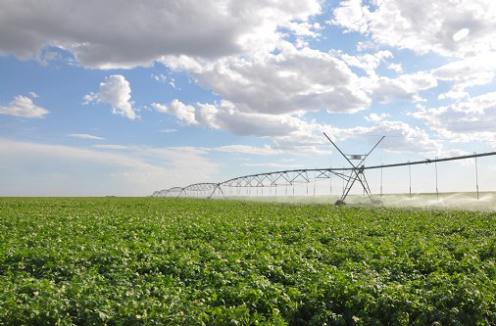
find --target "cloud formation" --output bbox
[1,0,494,163]
[0,0,321,68]
[84,75,137,120]
[164,43,371,115]
[412,91,496,142]
[153,99,319,138]
[152,100,197,126]
[332,0,496,57]
[153,98,443,155]
[0,95,49,118]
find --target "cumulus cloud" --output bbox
[153,99,320,138]
[152,101,197,126]
[433,53,496,100]
[367,72,438,103]
[332,0,496,57]
[0,95,49,118]
[68,133,104,140]
[84,75,137,120]
[0,0,321,68]
[153,98,442,155]
[412,91,496,142]
[337,50,393,76]
[164,43,371,115]
[152,97,345,154]
[351,119,442,154]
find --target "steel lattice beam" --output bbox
[152,136,496,202]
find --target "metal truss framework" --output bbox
[152,135,496,204]
[323,132,384,205]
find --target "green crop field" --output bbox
[1,198,496,325]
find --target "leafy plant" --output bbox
[0,198,495,325]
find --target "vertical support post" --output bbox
[475,153,480,200]
[330,176,332,195]
[306,183,309,196]
[313,181,316,196]
[380,166,383,197]
[435,158,439,200]
[408,162,412,198]
[292,183,295,197]
[342,166,345,194]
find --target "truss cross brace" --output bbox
[323,132,384,205]
[208,184,225,199]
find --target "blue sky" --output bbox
[1,0,496,195]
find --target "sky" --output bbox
[1,0,496,196]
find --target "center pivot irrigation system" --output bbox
[153,133,496,205]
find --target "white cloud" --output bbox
[387,63,403,74]
[412,91,496,142]
[153,99,442,155]
[153,99,322,138]
[365,113,390,122]
[356,120,442,154]
[152,98,342,154]
[152,101,197,126]
[163,43,371,115]
[84,75,137,120]
[0,0,321,69]
[69,133,104,140]
[194,101,310,137]
[0,95,49,118]
[433,53,496,100]
[367,71,438,103]
[332,0,496,57]
[338,50,393,76]
[331,0,369,34]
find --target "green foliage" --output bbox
[1,198,496,325]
